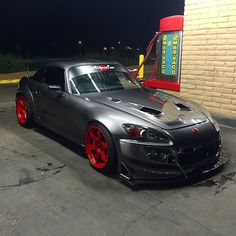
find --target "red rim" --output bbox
[85,125,109,169]
[16,96,27,125]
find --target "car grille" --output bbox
[177,141,220,167]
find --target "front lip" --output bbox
[118,137,228,185]
[120,154,228,185]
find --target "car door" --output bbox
[33,67,68,134]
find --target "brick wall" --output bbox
[180,0,236,117]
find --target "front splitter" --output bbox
[119,153,229,186]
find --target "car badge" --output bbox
[192,127,200,135]
[99,65,108,72]
[94,65,115,71]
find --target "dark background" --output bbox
[0,0,184,57]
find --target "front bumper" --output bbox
[119,138,228,185]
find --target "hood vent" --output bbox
[140,107,161,117]
[108,97,121,103]
[175,103,192,111]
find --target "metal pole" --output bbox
[137,54,144,79]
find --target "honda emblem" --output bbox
[192,127,200,135]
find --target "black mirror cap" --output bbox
[138,78,148,82]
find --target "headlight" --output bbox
[210,118,220,132]
[200,107,220,132]
[208,116,220,132]
[122,124,172,144]
[204,111,220,132]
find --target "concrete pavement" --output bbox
[0,84,236,236]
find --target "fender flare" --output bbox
[86,119,122,173]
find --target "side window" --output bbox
[44,67,65,91]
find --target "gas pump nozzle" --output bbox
[134,32,162,78]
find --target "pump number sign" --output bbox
[161,33,180,76]
[157,31,182,83]
[143,15,184,91]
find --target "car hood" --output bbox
[82,88,208,130]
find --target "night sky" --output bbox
[0,0,184,56]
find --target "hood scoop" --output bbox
[81,89,208,130]
[175,102,192,111]
[140,107,162,117]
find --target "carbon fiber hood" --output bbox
[82,88,207,130]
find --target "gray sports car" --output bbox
[16,60,228,184]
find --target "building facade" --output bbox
[180,0,236,117]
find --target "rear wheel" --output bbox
[16,95,33,128]
[85,124,117,174]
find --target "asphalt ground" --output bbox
[0,84,236,236]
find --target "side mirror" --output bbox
[138,78,148,83]
[48,85,61,90]
[128,68,138,77]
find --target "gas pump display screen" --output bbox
[157,31,182,82]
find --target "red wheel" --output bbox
[85,124,117,173]
[16,95,33,127]
[16,95,27,125]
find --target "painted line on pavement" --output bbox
[0,79,20,85]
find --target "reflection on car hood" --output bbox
[82,88,207,130]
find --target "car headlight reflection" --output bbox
[201,107,220,132]
[122,124,172,144]
[206,114,220,132]
[210,118,220,132]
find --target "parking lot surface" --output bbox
[0,84,236,236]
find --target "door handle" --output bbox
[35,90,41,95]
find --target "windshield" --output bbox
[68,64,140,94]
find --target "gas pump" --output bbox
[136,15,184,91]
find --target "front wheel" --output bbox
[16,95,34,128]
[85,124,117,174]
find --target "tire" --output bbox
[16,94,34,128]
[85,123,117,174]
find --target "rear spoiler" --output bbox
[8,58,75,77]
